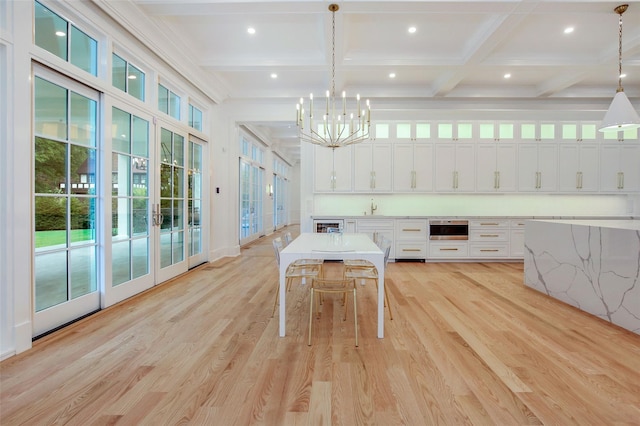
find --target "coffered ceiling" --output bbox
[103,0,640,162]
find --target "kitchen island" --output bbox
[524,220,640,334]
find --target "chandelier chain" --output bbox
[618,12,623,90]
[331,8,336,98]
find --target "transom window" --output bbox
[112,54,145,101]
[158,83,181,120]
[34,1,98,76]
[189,104,203,131]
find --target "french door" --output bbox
[32,66,101,336]
[239,159,264,245]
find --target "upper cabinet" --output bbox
[476,143,517,192]
[434,143,475,191]
[310,119,637,195]
[393,143,434,192]
[353,142,392,192]
[314,145,352,192]
[394,122,432,142]
[519,122,557,142]
[559,122,599,143]
[599,144,640,193]
[477,122,516,142]
[434,122,475,142]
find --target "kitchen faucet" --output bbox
[370,198,377,215]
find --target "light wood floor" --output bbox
[2,227,640,425]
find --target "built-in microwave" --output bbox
[429,219,469,240]
[313,219,344,233]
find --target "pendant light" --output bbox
[599,4,640,132]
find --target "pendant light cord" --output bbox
[617,12,623,91]
[331,7,336,99]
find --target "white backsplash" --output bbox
[311,194,636,217]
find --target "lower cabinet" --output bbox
[428,241,469,258]
[356,218,395,259]
[468,219,510,259]
[395,219,427,260]
[509,220,526,258]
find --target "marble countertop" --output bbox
[313,215,639,220]
[530,219,640,231]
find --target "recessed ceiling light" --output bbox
[504,73,511,79]
[389,73,396,78]
[408,26,417,34]
[55,31,65,37]
[564,27,574,34]
[270,73,278,79]
[247,27,256,35]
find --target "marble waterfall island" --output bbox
[524,220,640,335]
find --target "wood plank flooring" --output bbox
[2,226,640,425]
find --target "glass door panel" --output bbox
[188,137,207,267]
[156,125,188,282]
[104,103,154,307]
[33,67,100,337]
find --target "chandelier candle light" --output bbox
[296,4,371,148]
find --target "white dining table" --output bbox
[279,232,385,338]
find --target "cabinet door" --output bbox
[578,145,599,192]
[332,146,353,191]
[371,144,392,191]
[455,144,476,191]
[537,144,558,192]
[558,145,581,192]
[413,143,434,191]
[353,143,373,191]
[476,144,497,191]
[434,144,456,191]
[619,145,640,192]
[517,144,540,191]
[496,144,517,192]
[314,145,334,192]
[393,143,414,191]
[559,145,598,192]
[601,144,640,192]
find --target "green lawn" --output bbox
[35,229,95,248]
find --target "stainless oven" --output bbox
[313,219,344,233]
[429,219,468,240]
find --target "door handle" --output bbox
[152,204,164,227]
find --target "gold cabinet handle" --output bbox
[479,234,499,238]
[402,248,421,252]
[402,228,422,232]
[440,248,459,251]
[480,249,500,252]
[479,223,499,226]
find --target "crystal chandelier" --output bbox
[599,4,640,132]
[296,4,371,148]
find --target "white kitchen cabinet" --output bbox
[560,122,600,142]
[517,143,558,192]
[314,144,352,192]
[344,219,357,233]
[477,122,515,142]
[468,219,509,259]
[434,122,475,142]
[353,142,392,192]
[393,143,434,192]
[558,144,599,192]
[476,144,517,192]
[428,241,468,258]
[601,127,638,142]
[509,220,526,258]
[434,144,475,191]
[357,218,395,259]
[599,144,640,192]
[518,122,557,141]
[394,219,427,260]
[395,122,432,141]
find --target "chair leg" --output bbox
[308,288,314,346]
[353,288,358,347]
